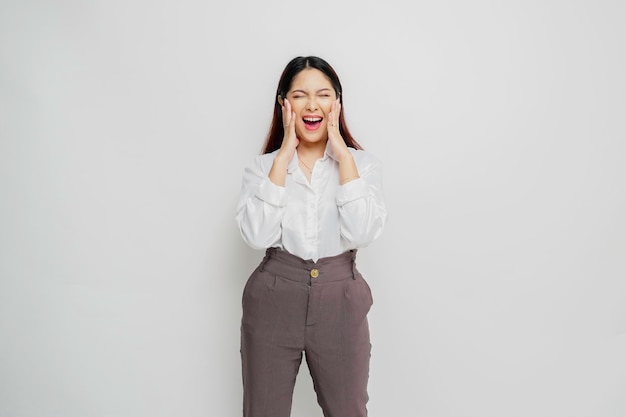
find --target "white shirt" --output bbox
[235,142,387,262]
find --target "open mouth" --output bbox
[303,116,323,131]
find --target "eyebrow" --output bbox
[291,88,334,94]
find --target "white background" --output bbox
[1,1,625,416]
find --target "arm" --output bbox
[235,155,286,249]
[235,98,299,248]
[336,153,387,247]
[325,99,387,246]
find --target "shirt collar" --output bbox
[321,140,337,161]
[286,151,299,174]
[287,140,337,173]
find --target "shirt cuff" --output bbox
[255,177,287,207]
[336,178,370,206]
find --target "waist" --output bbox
[259,247,358,284]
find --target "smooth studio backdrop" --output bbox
[1,1,625,416]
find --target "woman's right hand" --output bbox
[268,98,299,186]
[276,98,299,161]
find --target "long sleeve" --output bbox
[235,146,386,261]
[235,155,286,249]
[336,153,387,247]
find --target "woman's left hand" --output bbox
[327,99,351,161]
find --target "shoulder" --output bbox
[258,149,279,165]
[349,148,383,169]
[248,150,279,173]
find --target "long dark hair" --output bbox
[261,56,363,154]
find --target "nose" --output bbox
[306,97,318,111]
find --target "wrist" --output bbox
[340,175,360,185]
[335,152,354,165]
[274,151,292,165]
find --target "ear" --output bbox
[277,95,284,106]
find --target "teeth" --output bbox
[303,117,322,122]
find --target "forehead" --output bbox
[290,68,333,91]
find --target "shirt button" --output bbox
[310,268,319,278]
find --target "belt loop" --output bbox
[351,249,358,280]
[259,248,273,271]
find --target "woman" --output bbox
[235,56,387,417]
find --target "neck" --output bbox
[297,140,326,159]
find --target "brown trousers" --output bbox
[241,248,373,417]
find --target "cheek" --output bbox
[321,103,334,116]
[290,100,306,115]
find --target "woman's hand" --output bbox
[269,98,299,186]
[327,99,351,161]
[328,98,360,184]
[276,98,299,161]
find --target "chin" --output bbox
[298,132,327,144]
[300,138,326,146]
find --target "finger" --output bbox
[334,99,341,126]
[328,112,337,129]
[328,99,340,129]
[282,98,291,128]
[290,111,297,135]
